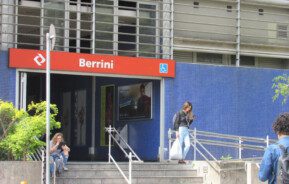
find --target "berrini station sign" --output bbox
[9,48,175,78]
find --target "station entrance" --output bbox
[23,72,161,161]
[10,48,175,161]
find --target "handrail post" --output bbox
[266,135,269,148]
[129,152,132,184]
[194,127,197,161]
[168,128,172,160]
[108,125,111,163]
[238,137,242,159]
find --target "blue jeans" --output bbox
[61,152,68,166]
[179,126,190,160]
[50,154,64,175]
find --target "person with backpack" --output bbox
[259,112,289,184]
[173,101,196,164]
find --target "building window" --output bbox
[197,53,223,64]
[193,2,199,8]
[258,8,264,15]
[227,5,232,12]
[119,0,136,10]
[231,56,255,66]
[277,24,288,39]
[70,0,92,6]
[117,1,159,58]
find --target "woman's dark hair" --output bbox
[273,113,289,135]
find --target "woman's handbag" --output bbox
[169,138,182,160]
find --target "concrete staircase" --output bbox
[56,161,203,184]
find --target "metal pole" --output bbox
[168,129,172,160]
[45,33,51,184]
[266,135,269,148]
[91,0,96,54]
[170,0,174,59]
[236,0,241,67]
[194,127,197,161]
[129,152,132,184]
[108,125,111,163]
[40,0,44,50]
[159,78,165,161]
[238,137,242,159]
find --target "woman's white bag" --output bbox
[169,139,182,160]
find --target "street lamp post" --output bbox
[45,24,55,184]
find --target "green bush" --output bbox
[0,100,61,160]
[272,74,289,104]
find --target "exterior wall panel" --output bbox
[164,62,289,159]
[0,51,16,104]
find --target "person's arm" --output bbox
[50,142,59,153]
[174,112,180,138]
[174,112,181,130]
[62,145,70,152]
[258,147,274,182]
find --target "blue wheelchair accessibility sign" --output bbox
[159,63,168,73]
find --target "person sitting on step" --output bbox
[50,132,70,176]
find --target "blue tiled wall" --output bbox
[0,51,16,104]
[164,63,289,160]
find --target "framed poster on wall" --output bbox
[118,82,152,120]
[100,85,115,146]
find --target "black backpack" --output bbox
[277,145,289,184]
[172,111,180,130]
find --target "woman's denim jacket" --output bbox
[259,136,289,184]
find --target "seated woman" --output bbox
[50,132,70,176]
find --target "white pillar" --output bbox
[162,0,172,60]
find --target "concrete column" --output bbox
[162,0,172,59]
[1,0,15,50]
[64,1,70,52]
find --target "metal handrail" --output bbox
[168,128,221,173]
[39,148,56,184]
[168,128,277,175]
[105,125,142,184]
[193,142,220,173]
[109,153,132,184]
[29,147,56,184]
[169,128,277,159]
[105,126,143,162]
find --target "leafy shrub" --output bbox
[0,100,61,160]
[272,74,289,104]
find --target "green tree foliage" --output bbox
[0,100,61,160]
[272,74,289,104]
[0,100,17,140]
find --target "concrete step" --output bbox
[66,161,195,170]
[60,168,198,177]
[56,176,203,184]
